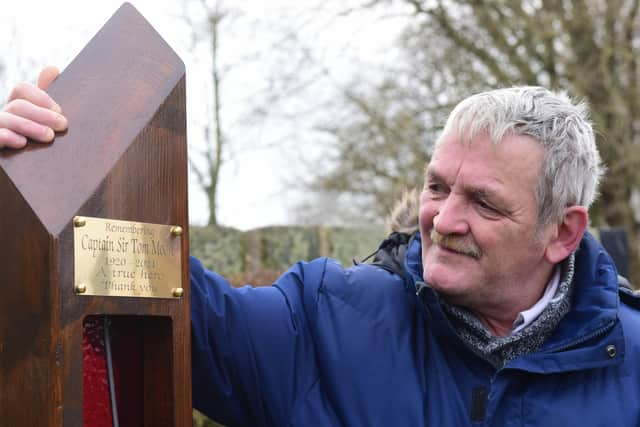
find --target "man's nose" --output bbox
[433,195,469,236]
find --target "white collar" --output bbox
[511,266,560,334]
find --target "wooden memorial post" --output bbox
[0,3,191,426]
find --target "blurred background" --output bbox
[3,1,640,425]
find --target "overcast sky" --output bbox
[1,0,407,229]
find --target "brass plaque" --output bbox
[73,216,183,298]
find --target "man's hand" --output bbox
[0,66,68,149]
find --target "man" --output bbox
[3,70,640,426]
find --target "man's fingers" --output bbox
[4,99,67,132]
[0,66,64,149]
[37,66,60,90]
[0,128,28,149]
[8,82,62,114]
[0,112,55,143]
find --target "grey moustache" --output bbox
[430,229,482,258]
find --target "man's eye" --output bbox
[477,200,492,209]
[476,200,500,215]
[426,183,445,193]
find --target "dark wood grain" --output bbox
[0,3,191,426]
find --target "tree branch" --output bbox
[469,0,539,84]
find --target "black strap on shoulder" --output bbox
[357,232,412,278]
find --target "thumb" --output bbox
[37,65,61,90]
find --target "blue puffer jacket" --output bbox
[190,231,640,426]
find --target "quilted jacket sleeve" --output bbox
[190,256,326,426]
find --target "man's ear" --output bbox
[544,206,588,264]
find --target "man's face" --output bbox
[419,130,555,310]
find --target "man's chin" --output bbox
[426,280,471,305]
[424,260,463,282]
[424,269,470,296]
[426,279,456,294]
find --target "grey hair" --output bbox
[440,86,605,225]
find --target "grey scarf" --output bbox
[440,254,575,369]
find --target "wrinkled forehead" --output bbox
[428,127,545,176]
[435,119,521,150]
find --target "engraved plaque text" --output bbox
[74,216,182,298]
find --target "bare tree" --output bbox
[182,0,341,227]
[182,0,228,226]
